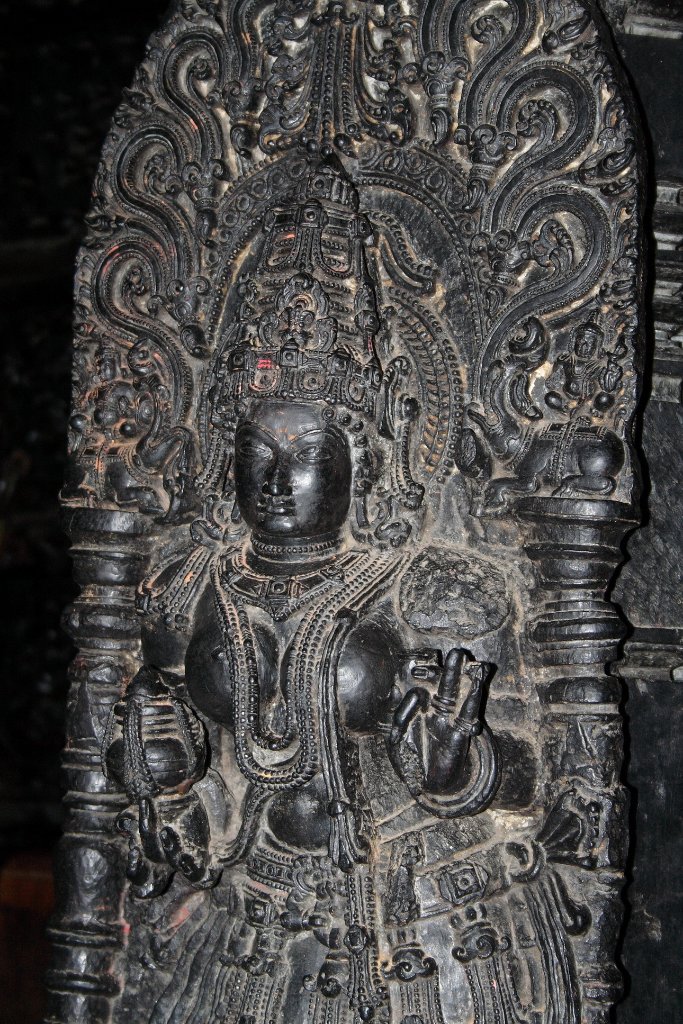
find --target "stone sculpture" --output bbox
[50,2,645,1023]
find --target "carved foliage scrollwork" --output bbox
[65,0,642,521]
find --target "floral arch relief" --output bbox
[51,2,644,1023]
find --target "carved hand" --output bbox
[117,789,220,898]
[423,649,491,794]
[102,667,222,896]
[390,648,493,797]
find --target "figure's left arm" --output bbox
[102,665,229,897]
[388,647,500,817]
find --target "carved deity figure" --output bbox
[91,158,612,1024]
[102,160,505,1022]
[53,3,643,1023]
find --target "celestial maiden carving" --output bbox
[52,2,644,1024]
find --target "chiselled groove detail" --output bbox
[53,1,644,1023]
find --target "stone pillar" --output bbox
[45,510,150,1024]
[513,496,637,1023]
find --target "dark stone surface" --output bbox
[615,402,683,628]
[621,677,683,1022]
[0,0,169,243]
[615,400,683,1023]
[616,33,683,181]
[0,287,73,847]
[0,1,678,1022]
[47,2,647,1021]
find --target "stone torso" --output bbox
[183,565,403,852]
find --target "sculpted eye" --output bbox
[237,439,272,460]
[295,443,335,465]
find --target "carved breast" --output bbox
[185,582,402,737]
[182,582,401,851]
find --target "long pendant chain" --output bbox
[212,549,408,804]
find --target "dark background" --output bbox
[0,2,680,1022]
[0,2,169,1020]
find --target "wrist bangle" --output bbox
[453,717,482,736]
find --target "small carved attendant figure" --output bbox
[545,321,624,416]
[103,160,499,1023]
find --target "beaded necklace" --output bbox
[211,546,409,869]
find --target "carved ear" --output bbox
[377,357,411,439]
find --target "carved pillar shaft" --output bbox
[515,496,637,687]
[46,511,150,1024]
[514,496,636,1023]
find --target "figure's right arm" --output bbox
[102,585,233,897]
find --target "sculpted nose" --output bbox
[263,456,292,496]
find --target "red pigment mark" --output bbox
[170,903,194,928]
[165,891,205,932]
[257,358,273,369]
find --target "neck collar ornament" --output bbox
[222,548,357,622]
[250,533,342,561]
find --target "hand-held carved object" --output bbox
[51,2,645,1022]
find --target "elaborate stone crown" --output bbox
[213,157,385,418]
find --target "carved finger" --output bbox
[390,687,429,746]
[159,825,182,865]
[126,844,149,885]
[125,843,172,899]
[138,797,162,840]
[438,648,470,703]
[457,663,493,726]
[178,853,204,882]
[138,798,165,862]
[158,826,207,883]
[127,844,142,876]
[138,797,152,836]
[116,809,137,837]
[456,681,483,728]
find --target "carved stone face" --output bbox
[574,325,602,360]
[234,399,352,539]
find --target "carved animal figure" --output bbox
[63,344,198,519]
[462,318,625,511]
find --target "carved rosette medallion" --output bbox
[52,2,645,1024]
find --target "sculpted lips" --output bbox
[257,496,295,516]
